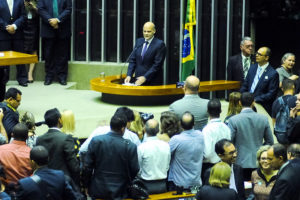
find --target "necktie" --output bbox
[250,67,262,93]
[141,41,149,60]
[243,57,250,77]
[7,0,13,15]
[53,0,59,18]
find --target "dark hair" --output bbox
[145,120,159,136]
[114,107,135,122]
[273,143,287,162]
[160,111,182,138]
[287,144,300,159]
[208,99,221,118]
[4,87,22,100]
[282,78,295,91]
[12,123,28,141]
[110,113,127,132]
[180,112,194,130]
[30,146,49,166]
[44,108,61,127]
[215,139,232,155]
[241,92,254,107]
[265,47,271,57]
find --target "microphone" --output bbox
[119,42,145,84]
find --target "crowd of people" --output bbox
[0,71,300,200]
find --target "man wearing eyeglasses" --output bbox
[240,46,279,115]
[0,87,22,141]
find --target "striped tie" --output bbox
[250,67,262,93]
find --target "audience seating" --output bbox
[96,191,196,200]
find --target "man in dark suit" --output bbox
[240,47,279,115]
[16,146,78,200]
[38,0,72,85]
[0,0,28,92]
[36,108,80,185]
[268,143,300,200]
[82,113,139,199]
[203,139,245,200]
[125,21,166,86]
[227,36,254,83]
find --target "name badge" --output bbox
[265,76,268,80]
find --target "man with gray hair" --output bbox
[227,37,254,84]
[137,119,170,194]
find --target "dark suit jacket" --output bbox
[127,37,166,85]
[240,63,279,114]
[227,54,244,82]
[37,0,72,38]
[203,164,245,200]
[0,102,19,140]
[196,185,238,200]
[0,0,25,40]
[17,167,77,200]
[82,131,139,199]
[269,158,300,200]
[36,128,80,182]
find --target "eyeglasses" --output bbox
[224,150,237,155]
[256,52,266,57]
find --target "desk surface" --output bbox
[0,51,38,66]
[90,75,240,96]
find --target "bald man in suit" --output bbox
[125,22,166,86]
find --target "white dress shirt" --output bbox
[7,0,13,15]
[203,118,231,163]
[137,136,170,180]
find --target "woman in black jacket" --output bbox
[196,162,238,200]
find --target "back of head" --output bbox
[160,111,181,137]
[273,143,287,162]
[145,119,159,136]
[185,75,200,93]
[227,92,242,116]
[44,108,61,128]
[110,113,127,133]
[61,110,75,133]
[287,143,300,159]
[241,92,254,107]
[180,111,194,130]
[30,146,49,166]
[209,162,231,188]
[114,107,135,123]
[12,123,28,141]
[215,139,232,155]
[4,87,22,100]
[282,78,295,92]
[207,98,221,118]
[20,112,36,131]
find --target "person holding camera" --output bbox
[24,0,39,83]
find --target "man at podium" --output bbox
[125,22,166,86]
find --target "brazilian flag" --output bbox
[181,0,196,81]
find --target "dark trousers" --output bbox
[140,179,167,194]
[0,39,28,87]
[43,37,69,81]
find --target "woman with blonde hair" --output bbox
[224,92,242,124]
[61,110,80,155]
[20,111,37,148]
[250,145,277,200]
[196,162,238,200]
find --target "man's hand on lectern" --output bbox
[135,76,146,86]
[124,76,131,84]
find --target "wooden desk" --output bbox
[90,75,240,105]
[0,51,38,66]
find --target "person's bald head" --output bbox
[184,75,200,94]
[145,119,159,136]
[181,112,194,130]
[143,22,156,41]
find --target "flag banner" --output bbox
[181,0,196,81]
